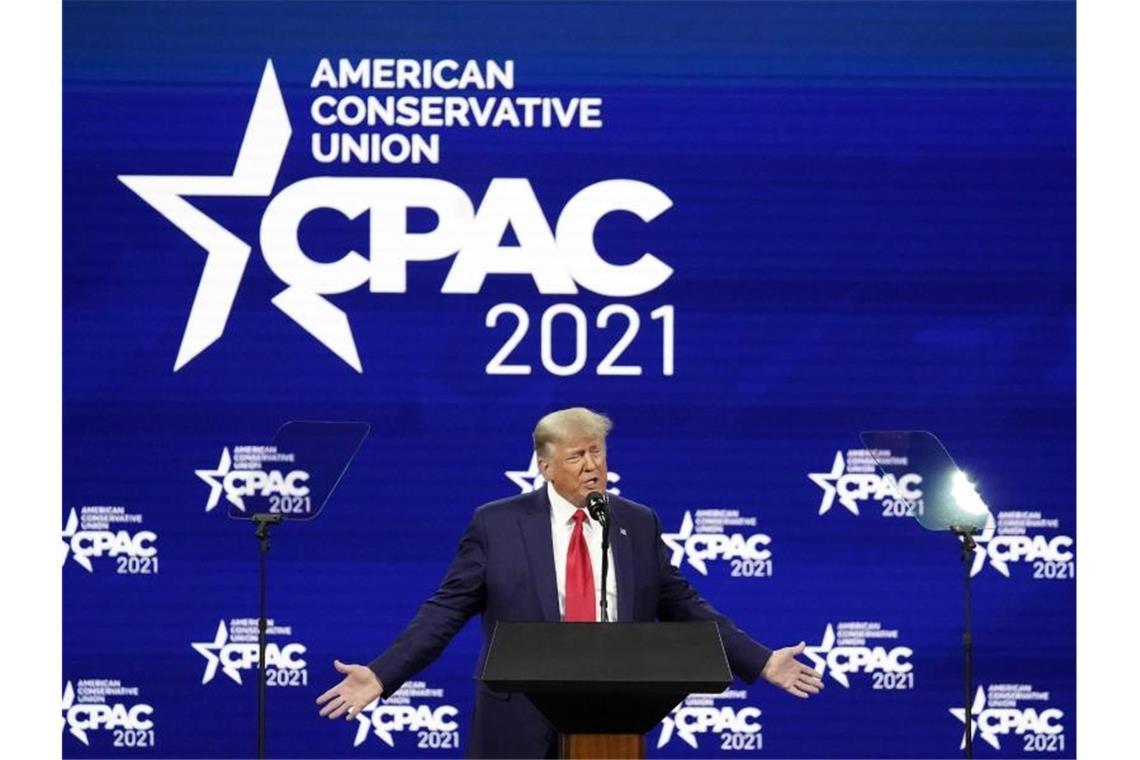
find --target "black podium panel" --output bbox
[481,622,732,734]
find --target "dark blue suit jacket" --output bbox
[369,486,772,758]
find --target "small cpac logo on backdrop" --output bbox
[195,447,311,512]
[192,619,307,686]
[950,685,1066,752]
[62,680,154,747]
[968,512,1075,579]
[656,692,762,751]
[808,450,923,517]
[661,511,771,576]
[61,507,158,573]
[352,682,459,749]
[803,623,914,689]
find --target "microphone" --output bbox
[585,491,608,525]
[585,491,611,622]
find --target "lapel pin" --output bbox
[619,527,627,536]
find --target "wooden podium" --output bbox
[481,622,731,759]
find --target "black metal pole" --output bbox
[254,514,282,760]
[599,520,611,622]
[954,528,977,760]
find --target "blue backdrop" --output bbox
[63,2,1075,757]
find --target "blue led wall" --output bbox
[63,2,1074,757]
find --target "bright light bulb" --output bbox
[951,470,988,515]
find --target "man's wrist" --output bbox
[366,664,385,697]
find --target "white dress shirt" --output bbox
[548,485,619,621]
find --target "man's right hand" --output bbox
[316,660,383,720]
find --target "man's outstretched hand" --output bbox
[316,660,383,720]
[761,642,824,699]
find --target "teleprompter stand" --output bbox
[253,513,283,760]
[481,622,732,760]
[952,525,980,760]
[229,421,370,759]
[860,431,992,760]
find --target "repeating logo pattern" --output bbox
[803,622,914,689]
[62,679,154,748]
[661,509,772,577]
[64,10,1075,756]
[196,445,311,514]
[191,617,308,687]
[353,680,460,750]
[950,684,1066,753]
[970,511,1075,579]
[61,506,158,574]
[809,449,923,518]
[657,689,763,751]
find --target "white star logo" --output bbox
[195,448,245,512]
[657,705,699,749]
[803,624,850,687]
[192,620,242,685]
[119,60,363,372]
[504,453,621,495]
[61,509,92,572]
[661,511,709,575]
[950,685,1002,750]
[353,698,388,747]
[967,514,1003,577]
[809,452,859,515]
[505,453,546,493]
[62,681,88,745]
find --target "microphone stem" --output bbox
[600,519,611,622]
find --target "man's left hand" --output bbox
[761,642,824,698]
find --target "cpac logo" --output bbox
[195,448,310,512]
[661,511,770,575]
[657,704,761,749]
[120,60,673,373]
[970,515,1074,577]
[354,702,459,747]
[61,682,153,746]
[803,625,912,688]
[504,452,620,495]
[60,509,156,572]
[192,621,307,685]
[950,686,1064,750]
[808,451,922,516]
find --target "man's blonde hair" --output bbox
[533,407,613,458]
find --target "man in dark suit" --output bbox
[318,408,823,757]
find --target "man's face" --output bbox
[538,435,607,507]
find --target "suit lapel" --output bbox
[519,486,560,622]
[609,501,635,623]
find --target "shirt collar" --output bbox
[548,483,588,526]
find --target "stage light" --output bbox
[950,470,989,517]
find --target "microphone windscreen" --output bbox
[585,491,608,523]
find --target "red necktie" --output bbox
[564,509,596,622]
